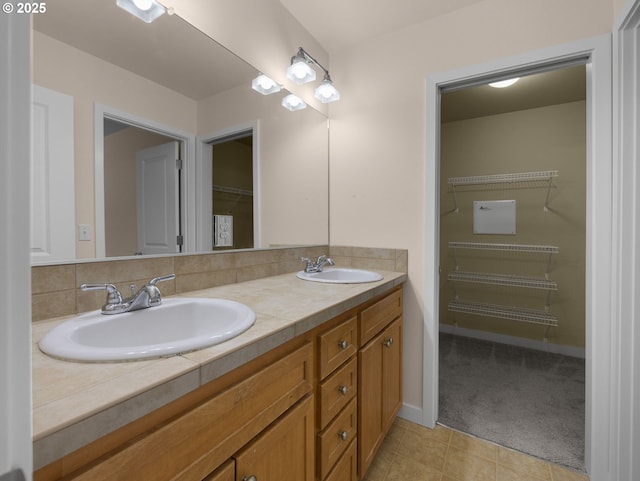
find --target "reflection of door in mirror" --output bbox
[136,141,181,256]
[104,120,182,257]
[31,85,75,264]
[211,132,254,250]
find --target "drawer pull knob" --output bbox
[243,476,257,481]
[384,338,394,348]
[338,340,349,350]
[338,385,349,395]
[338,430,349,441]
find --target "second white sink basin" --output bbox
[296,267,383,284]
[38,297,256,362]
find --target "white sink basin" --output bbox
[296,268,383,284]
[38,297,256,362]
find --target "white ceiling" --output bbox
[279,0,487,53]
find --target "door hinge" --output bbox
[176,158,183,170]
[176,235,184,246]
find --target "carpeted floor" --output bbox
[438,332,585,471]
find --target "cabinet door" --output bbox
[382,317,402,433]
[358,334,383,477]
[358,317,403,478]
[235,395,314,481]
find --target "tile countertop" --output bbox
[32,269,407,470]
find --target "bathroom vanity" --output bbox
[32,270,405,481]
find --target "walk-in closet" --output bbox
[437,64,587,471]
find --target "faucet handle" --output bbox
[80,283,124,306]
[147,274,176,286]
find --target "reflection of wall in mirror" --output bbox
[198,84,329,248]
[32,30,198,259]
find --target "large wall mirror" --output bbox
[31,0,328,264]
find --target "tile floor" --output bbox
[362,418,589,481]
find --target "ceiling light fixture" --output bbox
[116,0,166,23]
[251,74,282,95]
[282,94,307,111]
[489,78,520,88]
[286,47,340,103]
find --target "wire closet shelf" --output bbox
[447,170,558,212]
[447,242,560,328]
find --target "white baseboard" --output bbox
[439,323,585,359]
[398,403,424,425]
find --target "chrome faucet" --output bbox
[301,255,335,273]
[81,274,176,315]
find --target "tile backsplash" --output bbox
[31,246,408,321]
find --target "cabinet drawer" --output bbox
[323,440,357,481]
[69,343,313,481]
[360,289,402,346]
[317,398,357,480]
[319,356,357,429]
[318,316,357,379]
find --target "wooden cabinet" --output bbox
[38,342,313,481]
[235,395,315,481]
[203,460,235,481]
[316,286,403,481]
[358,291,403,479]
[35,285,403,481]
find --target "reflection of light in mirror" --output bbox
[282,94,307,111]
[133,0,153,10]
[251,74,282,95]
[116,0,166,23]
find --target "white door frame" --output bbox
[424,35,612,478]
[196,121,260,251]
[94,104,197,257]
[612,0,640,479]
[0,11,32,481]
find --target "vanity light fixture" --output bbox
[314,76,340,103]
[116,0,166,23]
[286,49,317,84]
[282,94,307,111]
[489,78,520,88]
[286,47,340,103]
[251,74,282,95]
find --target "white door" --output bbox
[136,141,180,255]
[31,85,75,263]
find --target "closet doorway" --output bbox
[437,64,586,470]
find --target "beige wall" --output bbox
[33,31,198,259]
[439,101,586,348]
[328,0,612,410]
